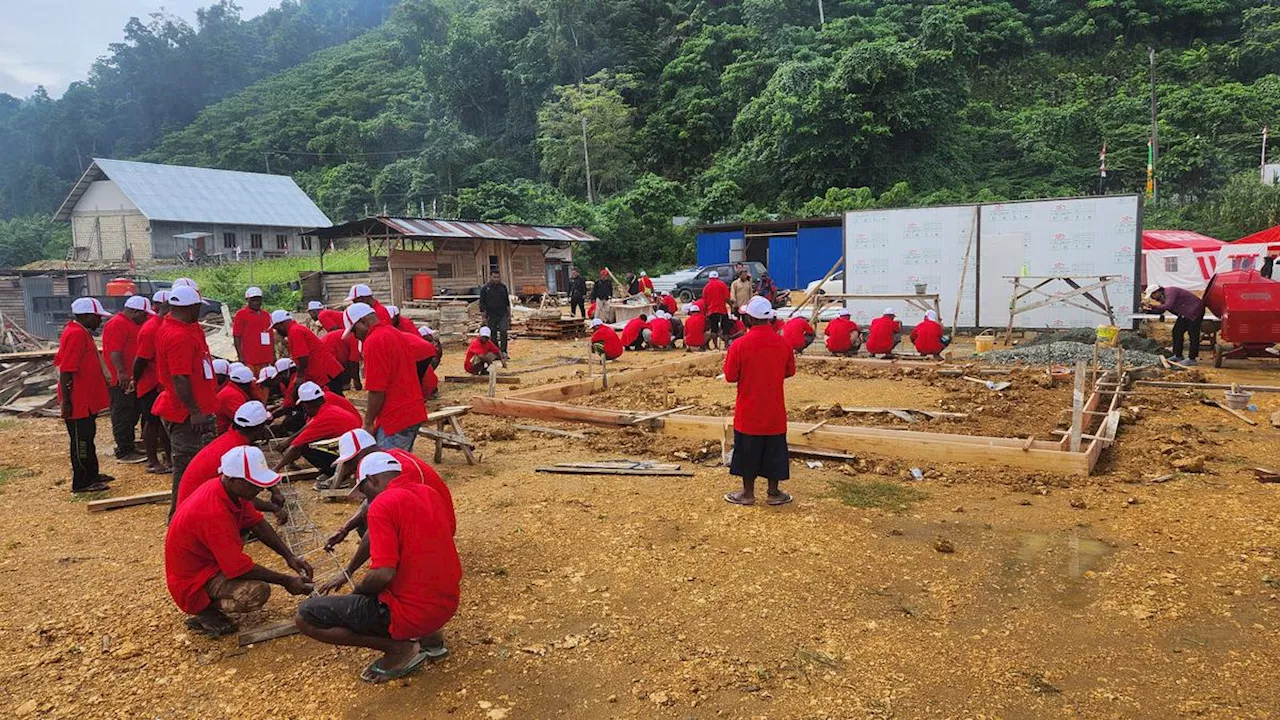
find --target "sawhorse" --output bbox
[419,405,477,465]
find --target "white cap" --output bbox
[689,304,701,313]
[385,305,399,316]
[228,362,254,384]
[640,270,647,276]
[418,325,435,337]
[152,290,170,304]
[479,326,492,338]
[307,301,324,311]
[274,357,296,372]
[297,381,324,402]
[884,307,895,315]
[124,295,154,314]
[925,310,938,322]
[837,307,851,317]
[212,358,230,375]
[347,283,372,300]
[219,445,280,488]
[591,318,603,327]
[233,400,271,428]
[168,286,202,307]
[270,309,292,325]
[336,428,377,463]
[173,277,199,290]
[342,302,375,338]
[742,296,775,320]
[708,271,719,279]
[71,297,111,317]
[244,286,264,299]
[357,451,402,482]
[257,366,278,383]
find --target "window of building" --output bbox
[438,263,454,279]
[1163,256,1178,273]
[276,234,289,250]
[223,232,236,249]
[250,232,263,249]
[488,255,500,276]
[300,236,313,251]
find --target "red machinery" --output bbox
[1201,269,1280,367]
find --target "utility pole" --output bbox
[1148,47,1159,203]
[1262,127,1270,184]
[817,0,825,26]
[581,114,595,204]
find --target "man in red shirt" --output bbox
[386,305,417,333]
[56,297,114,493]
[308,300,345,333]
[419,325,443,369]
[823,308,861,356]
[637,270,655,297]
[620,314,649,351]
[103,295,151,464]
[464,327,505,375]
[910,310,948,359]
[272,310,345,393]
[273,381,362,478]
[348,284,392,325]
[153,286,220,518]
[589,318,624,361]
[723,297,796,507]
[345,303,427,451]
[296,452,460,683]
[865,308,903,358]
[658,292,678,316]
[214,363,256,434]
[683,305,707,351]
[232,287,276,373]
[166,445,313,637]
[133,290,172,474]
[780,315,816,354]
[701,271,731,348]
[646,311,674,349]
[320,327,354,393]
[176,401,277,508]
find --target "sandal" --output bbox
[184,613,237,638]
[359,644,436,684]
[73,482,110,494]
[766,491,793,506]
[724,492,755,506]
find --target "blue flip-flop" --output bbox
[360,644,447,684]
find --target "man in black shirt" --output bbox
[568,268,587,318]
[590,269,613,319]
[478,271,511,354]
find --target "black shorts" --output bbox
[729,430,790,482]
[138,388,160,423]
[708,313,728,335]
[297,593,391,638]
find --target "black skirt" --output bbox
[729,430,790,481]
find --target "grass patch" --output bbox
[828,479,927,512]
[0,419,16,431]
[68,490,109,503]
[0,465,34,494]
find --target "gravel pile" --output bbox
[982,341,1164,368]
[1021,328,1166,355]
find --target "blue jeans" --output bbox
[376,424,421,452]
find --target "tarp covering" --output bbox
[1142,230,1223,291]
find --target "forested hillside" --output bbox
[9,0,1280,270]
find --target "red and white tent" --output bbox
[1142,230,1223,290]
[1219,226,1280,274]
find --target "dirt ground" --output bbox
[3,332,1280,719]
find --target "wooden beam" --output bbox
[513,424,588,440]
[802,419,831,435]
[238,620,299,647]
[795,355,941,370]
[621,405,695,426]
[1136,380,1280,393]
[86,490,170,513]
[504,352,724,402]
[1070,359,1085,452]
[535,466,694,477]
[445,375,521,385]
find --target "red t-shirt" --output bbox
[781,317,815,351]
[683,314,707,347]
[177,428,253,506]
[824,317,859,353]
[464,337,502,373]
[387,448,455,536]
[325,389,360,420]
[648,317,672,347]
[317,308,344,332]
[213,382,250,435]
[660,295,677,315]
[232,307,275,366]
[152,320,217,423]
[368,300,392,326]
[100,314,139,386]
[367,476,461,640]
[866,316,902,354]
[363,324,427,434]
[286,322,343,385]
[135,315,164,396]
[639,277,654,294]
[620,317,648,346]
[394,316,417,333]
[701,278,730,315]
[321,330,350,366]
[589,325,624,359]
[290,401,361,448]
[422,365,439,397]
[399,327,437,363]
[724,324,795,436]
[730,318,746,337]
[165,478,264,614]
[55,321,110,418]
[911,319,945,355]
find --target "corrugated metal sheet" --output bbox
[56,159,332,228]
[378,217,598,242]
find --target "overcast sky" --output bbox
[0,0,280,99]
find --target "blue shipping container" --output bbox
[696,230,741,267]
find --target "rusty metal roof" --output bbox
[305,216,598,242]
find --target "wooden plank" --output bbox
[621,405,695,426]
[505,352,725,402]
[554,461,681,471]
[238,620,299,647]
[788,447,857,461]
[802,419,830,436]
[319,489,359,502]
[0,348,58,362]
[418,426,476,448]
[279,468,322,483]
[886,409,917,424]
[513,424,588,440]
[1070,359,1085,452]
[427,405,471,421]
[535,466,694,477]
[1201,399,1258,426]
[86,490,170,512]
[1136,380,1280,393]
[445,375,521,385]
[797,355,941,370]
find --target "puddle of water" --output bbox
[1001,532,1114,608]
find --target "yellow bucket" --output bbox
[974,332,995,354]
[1096,325,1120,346]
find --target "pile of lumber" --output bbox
[525,314,587,339]
[0,313,47,354]
[0,355,60,417]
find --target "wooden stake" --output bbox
[444,375,520,385]
[802,419,831,435]
[487,364,497,397]
[1070,359,1086,452]
[535,466,693,477]
[238,620,299,647]
[622,405,695,426]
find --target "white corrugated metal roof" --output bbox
[55,159,332,228]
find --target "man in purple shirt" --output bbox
[1145,286,1206,364]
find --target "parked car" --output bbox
[672,261,767,304]
[804,270,844,298]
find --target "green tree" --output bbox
[536,71,636,200]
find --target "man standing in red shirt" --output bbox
[272,381,361,478]
[56,297,114,493]
[153,286,219,517]
[133,290,172,474]
[309,300,345,333]
[723,297,796,507]
[166,445,313,637]
[296,452,459,683]
[865,308,903,358]
[232,287,275,373]
[701,271,731,349]
[272,310,345,393]
[589,318,624,360]
[103,295,151,464]
[345,303,427,451]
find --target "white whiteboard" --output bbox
[841,205,978,327]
